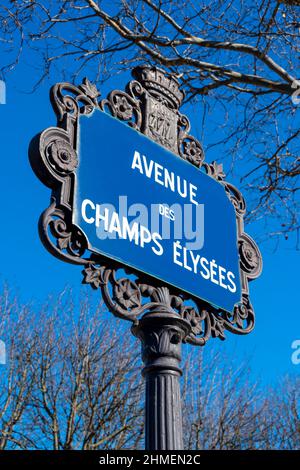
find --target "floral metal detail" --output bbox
[47,139,78,174]
[114,278,141,310]
[113,95,134,121]
[182,138,204,167]
[101,90,142,130]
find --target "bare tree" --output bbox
[0,287,37,449]
[0,285,299,450]
[0,1,299,242]
[182,348,300,450]
[28,292,144,450]
[0,287,144,450]
[182,349,268,449]
[262,375,300,449]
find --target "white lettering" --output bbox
[131,150,144,173]
[81,199,95,224]
[131,150,199,205]
[227,271,237,293]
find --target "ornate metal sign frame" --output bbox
[29,66,262,347]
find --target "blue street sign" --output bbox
[74,109,241,313]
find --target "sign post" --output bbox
[29,66,262,450]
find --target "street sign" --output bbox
[29,67,262,346]
[74,109,241,313]
[29,68,262,450]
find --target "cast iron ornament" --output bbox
[29,67,262,347]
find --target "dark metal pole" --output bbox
[132,310,191,450]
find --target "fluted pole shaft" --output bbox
[132,312,191,450]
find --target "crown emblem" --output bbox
[133,66,185,110]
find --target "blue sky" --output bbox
[0,56,299,386]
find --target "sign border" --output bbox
[29,66,262,346]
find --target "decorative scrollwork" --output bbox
[180,306,208,346]
[39,198,88,265]
[223,294,255,335]
[203,161,226,181]
[183,295,256,346]
[239,233,262,279]
[81,262,256,345]
[51,78,100,123]
[223,181,246,215]
[83,265,168,322]
[178,114,191,135]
